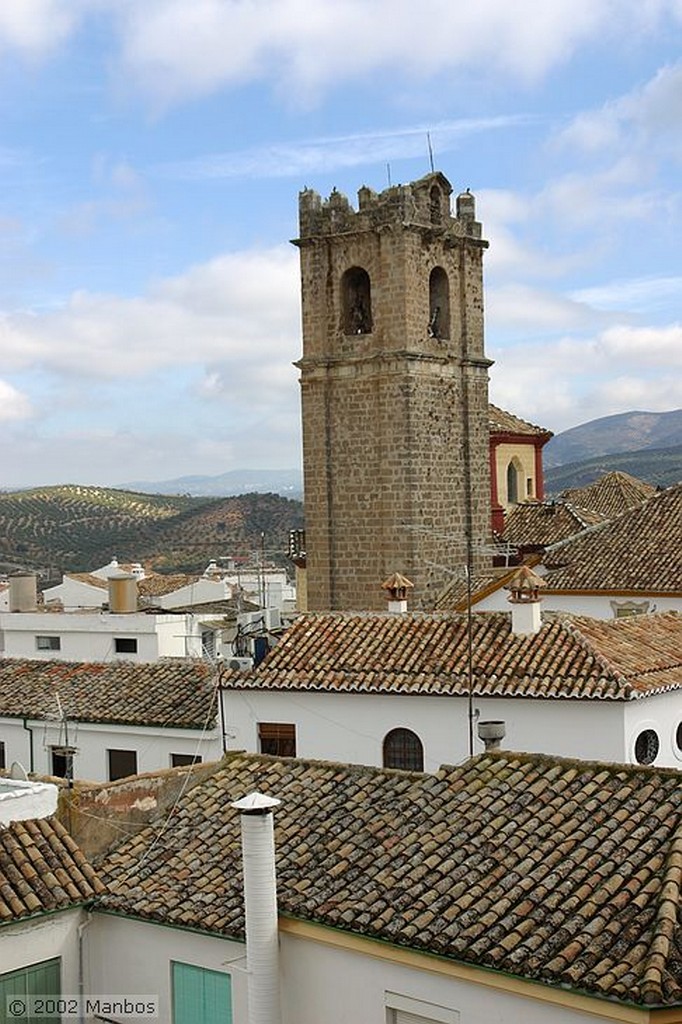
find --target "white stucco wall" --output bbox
[624,689,682,769]
[0,611,204,662]
[280,929,625,1024]
[0,717,222,782]
[43,577,107,610]
[0,909,83,996]
[85,913,621,1024]
[88,913,246,1024]
[474,590,682,618]
[221,689,636,769]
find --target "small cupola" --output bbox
[504,565,546,635]
[381,572,414,614]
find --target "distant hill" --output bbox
[123,468,303,499]
[0,485,303,576]
[544,409,682,468]
[545,444,682,493]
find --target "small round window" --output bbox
[676,721,682,753]
[634,729,659,765]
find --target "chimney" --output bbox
[478,720,506,751]
[504,565,546,636]
[381,572,414,614]
[9,572,37,612]
[232,792,282,1024]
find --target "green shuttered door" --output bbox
[0,958,60,1024]
[172,962,232,1024]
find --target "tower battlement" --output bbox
[297,171,483,242]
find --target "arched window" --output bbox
[383,728,424,772]
[428,266,450,339]
[341,266,372,335]
[507,460,520,505]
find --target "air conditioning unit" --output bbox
[228,656,254,672]
[263,608,281,631]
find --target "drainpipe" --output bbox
[231,792,282,1024]
[22,719,35,773]
[77,911,92,1024]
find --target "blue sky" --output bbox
[1,0,681,488]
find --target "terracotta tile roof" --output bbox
[219,610,682,700]
[137,574,202,598]
[97,751,682,1008]
[543,484,682,593]
[488,404,552,438]
[0,816,103,922]
[501,501,607,548]
[559,471,656,520]
[0,659,217,728]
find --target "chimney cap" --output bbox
[504,565,546,603]
[381,572,414,602]
[232,791,281,815]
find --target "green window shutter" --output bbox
[172,962,231,1024]
[0,958,60,1024]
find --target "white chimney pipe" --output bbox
[232,792,282,1024]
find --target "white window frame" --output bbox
[385,992,459,1024]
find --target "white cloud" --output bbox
[106,0,675,106]
[0,379,32,421]
[556,62,682,162]
[0,246,301,409]
[489,321,682,431]
[487,284,606,333]
[0,0,82,57]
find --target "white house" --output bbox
[0,658,221,782]
[219,586,682,771]
[0,606,221,664]
[80,749,682,1024]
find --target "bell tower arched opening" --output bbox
[341,266,372,335]
[428,266,450,339]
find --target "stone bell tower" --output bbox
[293,171,492,612]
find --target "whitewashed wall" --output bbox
[43,577,107,610]
[624,689,682,769]
[86,912,615,1024]
[0,717,222,782]
[280,929,621,1024]
[0,611,204,662]
[221,689,634,770]
[87,913,246,1024]
[0,909,83,995]
[474,589,682,618]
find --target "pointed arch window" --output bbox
[383,728,424,772]
[341,266,372,335]
[507,460,521,505]
[428,267,450,339]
